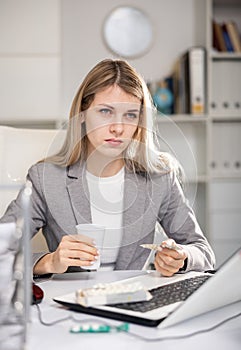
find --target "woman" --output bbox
[0,59,215,276]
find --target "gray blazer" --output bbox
[0,161,215,272]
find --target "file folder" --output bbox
[187,47,206,115]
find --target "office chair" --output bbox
[0,125,65,252]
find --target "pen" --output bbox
[140,244,161,251]
[140,241,181,252]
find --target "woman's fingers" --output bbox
[58,235,98,255]
[61,234,95,247]
[154,246,187,276]
[62,247,99,261]
[154,260,175,277]
[155,253,180,272]
[68,234,95,246]
[50,234,99,273]
[62,257,96,267]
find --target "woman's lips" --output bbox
[105,138,123,146]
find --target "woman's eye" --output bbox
[125,112,138,119]
[99,108,112,116]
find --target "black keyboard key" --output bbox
[111,275,211,313]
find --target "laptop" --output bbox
[53,248,241,328]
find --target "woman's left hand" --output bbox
[154,239,187,277]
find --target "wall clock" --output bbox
[103,6,153,58]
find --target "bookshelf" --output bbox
[207,0,241,266]
[156,115,208,247]
[156,0,241,267]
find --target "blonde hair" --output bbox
[45,59,171,174]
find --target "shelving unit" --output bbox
[156,116,208,248]
[156,0,241,267]
[207,0,241,266]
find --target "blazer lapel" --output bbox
[115,170,147,269]
[66,162,92,225]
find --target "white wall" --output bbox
[0,0,61,123]
[61,0,204,117]
[0,0,205,123]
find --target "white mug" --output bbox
[75,224,105,270]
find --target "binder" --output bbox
[187,47,206,115]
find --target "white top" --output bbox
[86,167,124,270]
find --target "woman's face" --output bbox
[84,85,141,160]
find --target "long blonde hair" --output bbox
[45,59,171,174]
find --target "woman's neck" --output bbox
[86,155,124,177]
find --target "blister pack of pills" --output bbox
[70,322,129,333]
[75,281,152,307]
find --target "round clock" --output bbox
[103,6,153,58]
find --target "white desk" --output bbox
[28,271,241,350]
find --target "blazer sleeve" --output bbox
[158,171,216,272]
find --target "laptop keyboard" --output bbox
[111,275,211,313]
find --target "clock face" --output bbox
[103,6,153,58]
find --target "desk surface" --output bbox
[28,271,241,350]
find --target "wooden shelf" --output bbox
[0,119,60,129]
[156,115,208,123]
[210,173,241,180]
[185,175,208,183]
[214,0,241,7]
[210,53,241,61]
[210,115,241,122]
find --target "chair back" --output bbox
[0,125,66,251]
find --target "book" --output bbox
[164,76,174,114]
[213,21,227,52]
[222,24,234,52]
[225,21,241,52]
[173,55,187,114]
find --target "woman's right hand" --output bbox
[33,234,99,274]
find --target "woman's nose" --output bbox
[109,121,124,135]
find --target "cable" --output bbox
[35,303,71,326]
[34,302,241,341]
[35,302,111,327]
[125,311,241,342]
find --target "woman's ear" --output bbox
[80,112,85,123]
